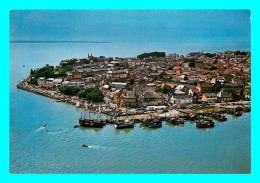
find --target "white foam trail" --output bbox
[88,145,102,149]
[47,130,68,135]
[36,126,45,132]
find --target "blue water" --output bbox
[9,43,251,173]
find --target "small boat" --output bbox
[188,114,196,121]
[43,124,47,128]
[133,119,143,123]
[81,144,88,148]
[234,111,242,117]
[196,117,214,128]
[211,113,227,121]
[73,125,79,128]
[44,129,49,132]
[244,107,251,112]
[144,118,162,128]
[148,122,162,128]
[105,118,116,124]
[170,117,180,125]
[115,119,134,129]
[168,117,184,125]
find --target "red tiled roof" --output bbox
[73,75,82,79]
[43,85,52,88]
[156,83,164,87]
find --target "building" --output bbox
[144,83,156,90]
[170,90,192,107]
[101,85,109,95]
[217,91,233,102]
[107,70,128,79]
[124,91,138,108]
[142,90,164,106]
[37,77,45,87]
[111,82,127,89]
[53,78,63,88]
[69,80,86,90]
[201,93,218,103]
[196,83,214,93]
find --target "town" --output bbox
[17,50,251,129]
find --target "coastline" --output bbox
[16,77,251,122]
[16,78,106,113]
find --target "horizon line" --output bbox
[9,40,111,44]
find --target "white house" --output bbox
[69,80,86,90]
[37,77,45,87]
[53,78,63,88]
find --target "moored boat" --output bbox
[79,118,105,128]
[114,119,134,129]
[196,117,214,128]
[234,111,242,117]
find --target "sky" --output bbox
[9,10,251,48]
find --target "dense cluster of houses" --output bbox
[35,50,251,109]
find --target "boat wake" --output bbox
[35,126,45,132]
[47,130,68,135]
[87,145,101,149]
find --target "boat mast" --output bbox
[99,104,101,120]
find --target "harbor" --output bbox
[10,85,251,173]
[17,76,250,131]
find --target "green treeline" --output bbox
[60,86,81,96]
[137,52,166,59]
[29,67,55,85]
[60,86,104,102]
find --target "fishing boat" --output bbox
[244,107,251,112]
[79,111,105,128]
[234,111,242,117]
[141,117,162,128]
[211,112,227,121]
[148,121,162,128]
[114,119,134,129]
[168,117,184,125]
[196,117,214,128]
[188,113,196,121]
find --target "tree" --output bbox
[139,79,146,85]
[137,52,166,59]
[205,53,216,58]
[189,62,195,67]
[60,86,80,96]
[129,79,135,85]
[168,66,173,70]
[29,77,38,85]
[30,69,34,76]
[82,72,94,78]
[210,66,217,70]
[214,81,222,93]
[162,85,171,94]
[77,90,87,98]
[31,66,55,80]
[86,88,104,102]
[223,86,234,96]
